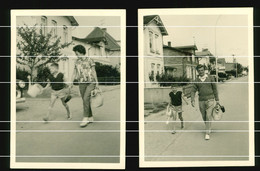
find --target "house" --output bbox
[163,42,199,81]
[16,15,79,79]
[143,15,168,87]
[72,27,121,69]
[195,48,214,73]
[217,58,226,73]
[225,63,236,72]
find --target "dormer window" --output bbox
[51,20,57,36]
[41,16,47,35]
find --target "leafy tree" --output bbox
[236,63,244,74]
[16,25,71,81]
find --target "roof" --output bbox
[174,45,198,51]
[163,45,192,55]
[73,27,120,51]
[195,50,213,56]
[66,16,79,26]
[217,58,226,64]
[143,15,168,36]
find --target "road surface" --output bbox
[16,87,121,163]
[144,76,250,161]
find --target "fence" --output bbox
[144,84,193,104]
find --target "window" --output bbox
[41,16,47,35]
[63,26,68,43]
[157,64,160,75]
[155,34,160,54]
[149,63,155,81]
[149,31,154,53]
[51,20,57,36]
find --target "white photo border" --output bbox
[138,7,254,168]
[10,9,126,170]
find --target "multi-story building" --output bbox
[196,48,214,74]
[143,15,168,87]
[16,16,79,79]
[163,42,199,81]
[72,27,121,69]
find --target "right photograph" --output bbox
[138,8,254,167]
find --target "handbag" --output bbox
[166,105,172,117]
[90,87,104,108]
[212,103,225,121]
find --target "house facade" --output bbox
[195,48,214,74]
[163,42,199,81]
[143,15,168,88]
[72,27,121,69]
[217,58,226,73]
[16,16,79,79]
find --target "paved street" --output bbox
[16,87,121,163]
[144,76,250,161]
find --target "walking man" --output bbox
[191,64,219,140]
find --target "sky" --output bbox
[160,15,250,66]
[72,16,121,40]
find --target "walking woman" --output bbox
[70,45,99,127]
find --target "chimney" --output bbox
[168,41,171,47]
[102,28,107,32]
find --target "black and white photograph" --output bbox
[11,10,126,169]
[138,8,254,167]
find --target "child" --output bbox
[166,85,188,134]
[42,62,71,122]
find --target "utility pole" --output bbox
[215,15,221,83]
[232,54,238,78]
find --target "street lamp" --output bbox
[215,15,221,82]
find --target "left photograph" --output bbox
[11,10,126,169]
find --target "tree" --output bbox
[16,25,71,81]
[236,63,244,75]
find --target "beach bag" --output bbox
[90,87,104,108]
[27,84,43,97]
[212,104,225,121]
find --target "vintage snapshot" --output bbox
[11,10,126,169]
[138,8,254,167]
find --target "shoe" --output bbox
[43,116,49,122]
[205,134,210,140]
[67,113,72,120]
[88,117,94,123]
[181,122,184,129]
[80,117,89,127]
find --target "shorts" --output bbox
[51,87,69,99]
[169,105,183,113]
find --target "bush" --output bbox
[36,66,51,87]
[95,62,120,85]
[156,73,191,87]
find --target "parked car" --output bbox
[211,73,228,82]
[218,72,228,82]
[16,79,26,103]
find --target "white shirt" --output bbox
[198,74,208,82]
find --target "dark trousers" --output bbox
[79,83,95,117]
